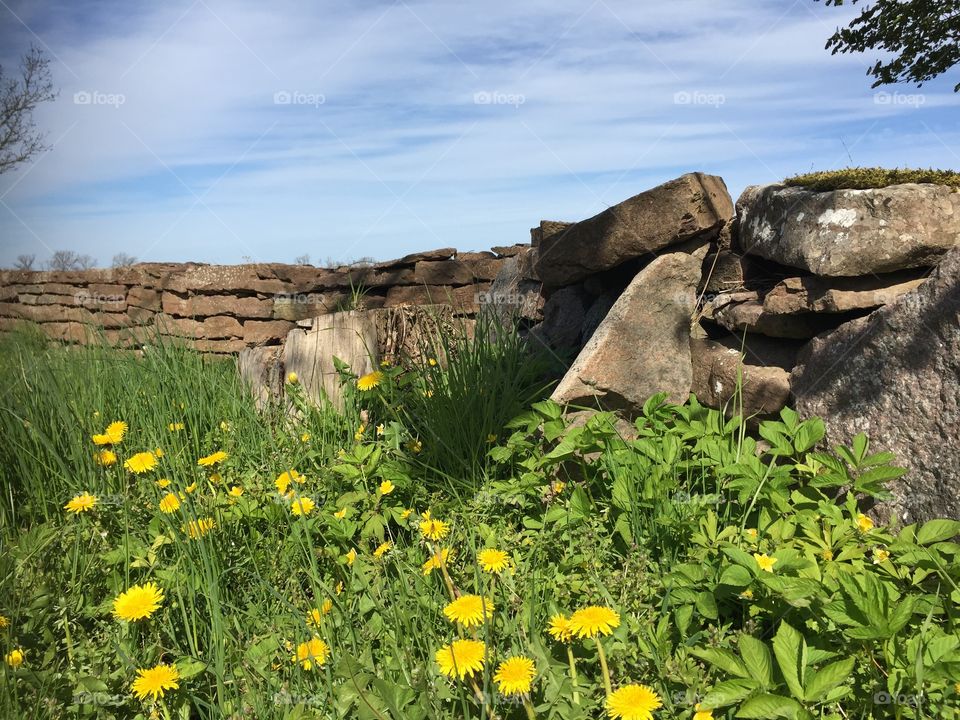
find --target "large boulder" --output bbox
[791,247,960,523]
[534,173,733,286]
[737,183,960,276]
[551,251,702,412]
[482,247,544,325]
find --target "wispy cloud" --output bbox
[1,0,957,266]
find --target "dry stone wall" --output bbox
[0,248,522,353]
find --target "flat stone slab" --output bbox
[737,182,960,276]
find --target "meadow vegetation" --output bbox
[0,324,958,719]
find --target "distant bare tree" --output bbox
[1,46,58,175]
[47,250,98,270]
[14,254,35,270]
[112,252,138,268]
[294,253,311,266]
[47,250,79,270]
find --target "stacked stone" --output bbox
[0,248,514,354]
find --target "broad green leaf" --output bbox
[696,591,719,620]
[691,648,750,678]
[739,635,773,687]
[736,693,805,719]
[916,519,960,545]
[701,679,760,708]
[803,657,853,701]
[772,622,806,701]
[719,565,753,588]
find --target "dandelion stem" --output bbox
[566,646,580,705]
[522,697,538,720]
[595,638,612,698]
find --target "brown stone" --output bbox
[155,315,201,338]
[552,251,703,411]
[704,293,851,339]
[127,306,156,324]
[126,287,162,311]
[690,337,791,416]
[762,274,926,315]
[531,221,574,248]
[535,173,733,285]
[491,244,529,258]
[272,291,350,321]
[397,247,456,264]
[194,339,248,354]
[202,315,243,339]
[414,260,474,285]
[161,293,274,319]
[243,320,295,344]
[792,246,960,522]
[384,284,488,314]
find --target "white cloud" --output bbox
[1,0,958,266]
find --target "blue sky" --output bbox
[0,0,958,267]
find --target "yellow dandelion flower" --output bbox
[5,648,24,668]
[373,541,392,559]
[228,486,243,498]
[346,548,357,565]
[753,553,778,573]
[569,606,620,638]
[873,548,891,564]
[156,478,171,489]
[306,601,332,627]
[478,548,510,574]
[443,595,494,628]
[287,371,299,384]
[208,472,222,484]
[291,496,315,516]
[184,482,197,494]
[184,517,215,539]
[428,358,437,366]
[0,615,8,629]
[167,422,184,431]
[300,432,311,442]
[547,613,574,643]
[419,512,450,541]
[93,421,127,445]
[857,513,874,533]
[422,548,451,576]
[335,581,343,595]
[407,439,422,454]
[219,420,231,432]
[739,589,754,600]
[356,371,384,391]
[292,636,329,670]
[694,704,714,720]
[64,492,97,514]
[401,508,413,520]
[435,639,485,680]
[275,469,304,495]
[153,447,164,458]
[354,426,365,441]
[379,480,395,495]
[158,492,182,514]
[197,450,227,467]
[94,449,117,466]
[112,582,164,622]
[334,507,347,520]
[606,683,662,720]
[130,663,179,701]
[124,451,158,474]
[493,656,535,696]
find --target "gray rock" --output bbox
[690,337,791,417]
[529,284,592,353]
[737,183,960,276]
[791,246,960,523]
[482,247,544,325]
[551,251,702,412]
[535,173,733,285]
